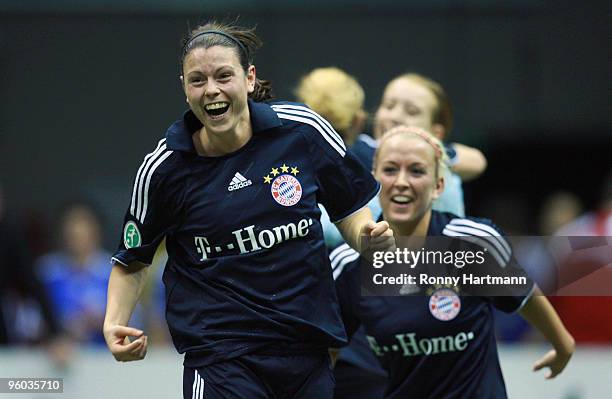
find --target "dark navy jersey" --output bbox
[112,100,379,367]
[332,211,535,399]
[350,133,378,170]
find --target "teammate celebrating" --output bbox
[103,21,392,399]
[332,126,574,398]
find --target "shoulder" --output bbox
[36,252,71,280]
[134,138,181,179]
[329,242,360,280]
[268,101,347,156]
[438,212,512,266]
[129,138,185,223]
[354,134,378,149]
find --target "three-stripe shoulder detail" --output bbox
[271,104,346,157]
[130,138,174,224]
[329,243,360,280]
[442,218,512,267]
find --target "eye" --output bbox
[405,105,421,116]
[411,167,426,175]
[188,76,205,86]
[382,166,398,175]
[218,72,232,82]
[382,101,395,110]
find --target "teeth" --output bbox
[392,195,412,204]
[205,102,229,110]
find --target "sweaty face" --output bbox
[182,45,255,137]
[375,135,443,230]
[374,78,437,139]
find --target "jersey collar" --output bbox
[165,99,282,152]
[376,210,452,236]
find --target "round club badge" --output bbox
[123,221,141,249]
[429,288,461,321]
[271,174,302,206]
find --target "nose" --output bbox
[205,81,220,97]
[393,169,411,190]
[388,107,406,126]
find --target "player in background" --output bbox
[296,67,389,399]
[368,72,487,217]
[332,126,574,398]
[103,21,393,399]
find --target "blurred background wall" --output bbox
[0,0,610,248]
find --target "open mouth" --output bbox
[391,195,413,205]
[204,102,230,118]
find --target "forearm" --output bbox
[450,143,487,182]
[519,287,575,354]
[104,262,149,328]
[335,206,373,252]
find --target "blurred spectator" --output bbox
[495,191,584,342]
[0,183,62,345]
[36,201,111,345]
[548,172,612,343]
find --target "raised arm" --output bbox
[103,262,150,362]
[519,287,575,378]
[450,143,487,182]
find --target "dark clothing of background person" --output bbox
[0,213,60,344]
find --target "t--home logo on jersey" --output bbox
[123,221,141,248]
[429,288,461,321]
[263,163,302,207]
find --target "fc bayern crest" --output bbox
[271,174,302,206]
[429,288,461,321]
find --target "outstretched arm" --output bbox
[103,262,150,362]
[450,143,487,182]
[519,287,575,378]
[335,206,393,253]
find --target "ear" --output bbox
[246,65,256,94]
[352,110,367,135]
[431,175,445,200]
[431,123,446,140]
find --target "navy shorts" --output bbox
[183,352,334,399]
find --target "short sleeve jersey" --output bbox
[112,100,379,367]
[332,211,535,399]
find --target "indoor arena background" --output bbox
[1,1,610,398]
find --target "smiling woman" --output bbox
[331,125,575,399]
[103,20,394,399]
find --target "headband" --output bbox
[385,126,443,160]
[183,30,248,60]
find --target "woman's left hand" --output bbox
[533,342,574,379]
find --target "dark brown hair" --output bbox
[180,21,273,102]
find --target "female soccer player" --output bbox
[371,72,487,216]
[332,126,574,398]
[103,21,392,399]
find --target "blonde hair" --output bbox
[373,125,449,179]
[295,67,365,135]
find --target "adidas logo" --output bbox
[227,172,253,191]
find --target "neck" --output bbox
[388,210,433,238]
[69,248,95,268]
[194,117,252,157]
